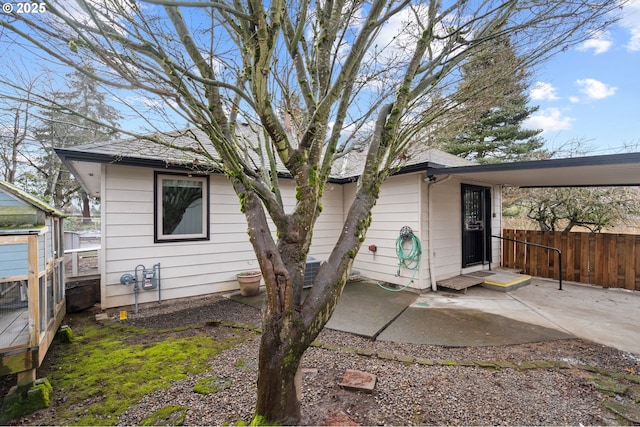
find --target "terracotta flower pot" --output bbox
[236,271,262,296]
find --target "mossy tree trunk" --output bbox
[235,185,382,425]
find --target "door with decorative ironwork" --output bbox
[461,184,491,267]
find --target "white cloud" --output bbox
[523,108,574,132]
[50,0,142,37]
[620,0,640,51]
[569,96,580,103]
[576,31,612,55]
[530,82,559,101]
[375,7,422,50]
[122,95,166,109]
[576,78,617,100]
[628,28,640,52]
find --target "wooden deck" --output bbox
[0,307,29,349]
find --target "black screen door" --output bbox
[461,184,492,267]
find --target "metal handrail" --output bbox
[492,234,562,290]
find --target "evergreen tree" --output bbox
[440,35,544,163]
[34,66,121,213]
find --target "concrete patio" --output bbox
[231,277,640,356]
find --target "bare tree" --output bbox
[0,0,623,423]
[503,186,640,233]
[503,140,640,233]
[0,77,40,183]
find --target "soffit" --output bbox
[427,153,640,187]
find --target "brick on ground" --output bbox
[338,369,376,393]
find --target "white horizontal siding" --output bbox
[101,165,260,308]
[101,165,345,308]
[419,178,431,289]
[349,174,423,289]
[429,177,462,281]
[99,163,503,309]
[429,178,502,281]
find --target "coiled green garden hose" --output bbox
[378,227,422,292]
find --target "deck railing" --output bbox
[64,246,101,277]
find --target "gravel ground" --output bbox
[111,294,640,426]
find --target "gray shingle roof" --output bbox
[56,126,473,181]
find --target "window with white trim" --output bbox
[155,173,209,242]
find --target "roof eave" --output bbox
[0,181,66,218]
[426,152,640,188]
[54,148,200,172]
[428,152,640,176]
[56,147,446,185]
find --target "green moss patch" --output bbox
[0,378,52,423]
[33,318,249,426]
[604,401,640,424]
[590,374,629,396]
[56,325,74,343]
[193,376,233,394]
[250,414,280,426]
[233,358,257,372]
[140,405,188,426]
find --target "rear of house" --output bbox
[56,130,504,310]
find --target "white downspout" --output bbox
[426,174,452,291]
[494,184,503,268]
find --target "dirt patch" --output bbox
[121,324,248,346]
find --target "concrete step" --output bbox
[474,271,531,292]
[436,275,484,291]
[494,267,524,274]
[437,270,532,293]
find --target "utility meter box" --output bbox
[120,263,161,313]
[142,271,157,290]
[138,264,160,290]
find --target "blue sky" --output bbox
[522,0,640,155]
[1,1,638,157]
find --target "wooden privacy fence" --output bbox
[501,229,640,291]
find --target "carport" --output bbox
[426,150,640,285]
[426,151,640,293]
[426,151,640,188]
